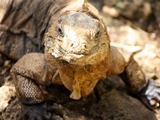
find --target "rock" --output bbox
[102,6,120,17]
[1,77,157,120]
[108,25,150,46]
[0,82,16,113]
[134,44,160,79]
[108,24,160,79]
[89,89,156,120]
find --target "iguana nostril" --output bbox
[70,43,73,47]
[84,44,87,48]
[70,42,79,48]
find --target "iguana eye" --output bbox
[56,26,64,37]
[95,29,101,39]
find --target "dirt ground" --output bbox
[0,0,160,120]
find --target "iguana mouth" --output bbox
[45,35,109,64]
[57,43,90,56]
[56,43,100,56]
[50,42,108,64]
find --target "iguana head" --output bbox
[44,11,110,65]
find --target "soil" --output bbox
[0,0,160,120]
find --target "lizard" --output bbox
[0,0,159,119]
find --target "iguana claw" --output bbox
[145,79,160,107]
[138,79,160,109]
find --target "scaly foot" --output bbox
[138,79,160,109]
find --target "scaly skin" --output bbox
[11,1,160,110]
[11,10,127,102]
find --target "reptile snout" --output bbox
[44,11,110,63]
[69,42,90,55]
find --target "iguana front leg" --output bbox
[10,53,58,119]
[120,55,160,108]
[109,46,160,108]
[12,74,46,104]
[11,53,55,104]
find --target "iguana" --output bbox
[0,0,159,119]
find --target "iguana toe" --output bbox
[145,79,160,107]
[138,79,160,109]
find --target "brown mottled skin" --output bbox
[11,9,128,102]
[2,0,159,111]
